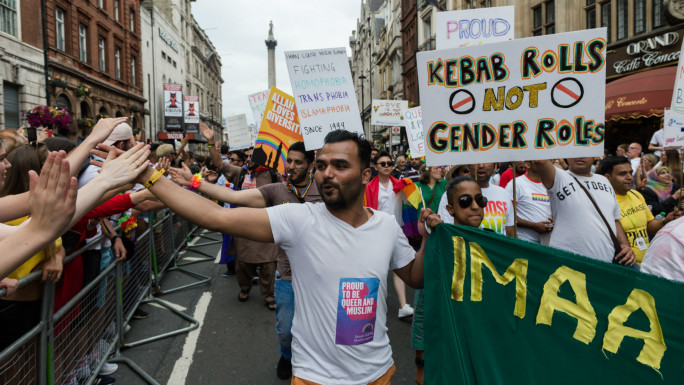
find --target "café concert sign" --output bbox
[608,27,683,78]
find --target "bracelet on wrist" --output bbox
[188,173,203,191]
[144,168,165,189]
[208,143,215,148]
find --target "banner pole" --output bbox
[512,162,518,238]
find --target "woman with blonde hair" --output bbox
[0,129,28,154]
[636,153,659,190]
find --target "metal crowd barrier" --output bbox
[0,211,216,384]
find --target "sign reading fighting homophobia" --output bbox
[425,224,684,385]
[285,47,363,150]
[371,99,409,126]
[248,90,270,145]
[672,35,684,111]
[163,83,183,131]
[225,114,251,151]
[403,107,426,158]
[253,87,302,175]
[183,95,199,134]
[416,29,607,166]
[663,108,684,148]
[436,6,514,49]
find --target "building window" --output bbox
[532,3,554,36]
[634,0,646,34]
[586,6,596,29]
[3,83,20,129]
[115,47,121,79]
[0,0,17,36]
[131,56,136,86]
[545,0,555,34]
[532,6,542,35]
[617,0,627,40]
[129,9,134,32]
[98,0,103,8]
[98,37,106,72]
[79,25,89,63]
[56,8,65,51]
[653,0,664,28]
[114,0,119,22]
[602,2,612,43]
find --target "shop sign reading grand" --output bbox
[609,28,682,78]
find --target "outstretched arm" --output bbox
[168,163,266,208]
[394,208,443,289]
[200,123,225,170]
[531,160,556,190]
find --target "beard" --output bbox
[317,178,364,210]
[288,171,308,186]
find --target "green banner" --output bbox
[425,224,684,384]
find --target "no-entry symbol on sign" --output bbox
[551,77,584,108]
[449,89,476,114]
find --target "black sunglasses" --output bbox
[458,194,488,209]
[377,161,394,167]
[229,157,239,162]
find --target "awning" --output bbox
[605,66,676,121]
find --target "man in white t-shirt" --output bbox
[533,158,635,265]
[648,127,665,157]
[438,163,514,236]
[641,217,684,282]
[504,161,552,243]
[627,142,642,187]
[134,130,442,385]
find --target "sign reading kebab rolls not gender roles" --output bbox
[417,28,607,166]
[285,47,363,150]
[253,87,303,175]
[164,83,183,131]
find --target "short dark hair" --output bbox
[43,137,77,153]
[598,155,630,175]
[446,176,478,205]
[323,130,372,169]
[220,144,229,155]
[289,141,315,164]
[149,142,161,154]
[374,151,391,164]
[231,150,246,163]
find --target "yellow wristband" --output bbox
[144,168,165,189]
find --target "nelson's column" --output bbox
[266,21,277,88]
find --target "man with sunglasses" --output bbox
[533,158,636,266]
[437,163,514,236]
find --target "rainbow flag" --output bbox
[401,178,421,209]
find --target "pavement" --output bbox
[111,230,418,385]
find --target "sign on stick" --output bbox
[371,100,409,126]
[225,114,251,150]
[248,90,270,145]
[404,107,425,158]
[664,108,684,148]
[436,6,515,49]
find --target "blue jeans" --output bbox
[274,275,294,360]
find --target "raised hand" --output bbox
[168,163,193,186]
[97,143,151,189]
[87,117,129,145]
[156,156,171,173]
[200,122,215,143]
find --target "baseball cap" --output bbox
[156,143,176,157]
[103,123,134,146]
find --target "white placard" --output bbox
[225,114,251,150]
[672,41,684,110]
[417,29,607,166]
[436,6,514,49]
[664,108,684,148]
[248,90,270,145]
[285,47,363,150]
[371,100,409,126]
[403,107,425,158]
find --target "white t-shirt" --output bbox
[548,170,621,262]
[267,203,414,384]
[437,184,514,235]
[630,157,641,187]
[650,129,664,157]
[377,180,403,225]
[505,175,551,243]
[641,217,684,282]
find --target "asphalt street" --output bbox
[112,230,417,385]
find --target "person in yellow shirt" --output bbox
[599,156,681,264]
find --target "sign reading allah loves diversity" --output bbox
[425,224,684,385]
[436,6,514,49]
[416,28,607,166]
[285,47,363,150]
[252,87,303,175]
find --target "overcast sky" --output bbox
[192,1,361,126]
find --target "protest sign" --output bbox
[425,224,684,385]
[436,6,515,49]
[225,114,251,150]
[403,107,425,158]
[663,108,684,148]
[248,90,270,145]
[417,28,607,166]
[371,100,409,126]
[285,47,363,150]
[252,87,303,175]
[183,95,199,134]
[163,83,183,131]
[671,41,684,110]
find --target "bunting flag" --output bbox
[424,223,684,384]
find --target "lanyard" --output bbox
[286,177,313,199]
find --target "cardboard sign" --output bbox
[183,95,199,134]
[404,107,425,158]
[417,29,607,166]
[225,114,251,150]
[371,100,409,126]
[248,90,270,145]
[253,87,303,175]
[436,6,515,49]
[285,47,363,150]
[664,108,684,148]
[163,83,183,131]
[671,40,684,110]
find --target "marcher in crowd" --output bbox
[640,217,684,282]
[504,161,553,244]
[640,166,682,217]
[636,154,659,190]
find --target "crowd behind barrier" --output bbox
[0,211,202,385]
